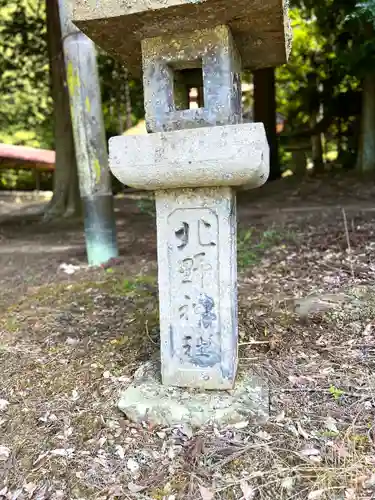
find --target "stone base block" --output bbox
[118,361,269,428]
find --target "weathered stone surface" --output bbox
[109,123,269,190]
[87,0,275,398]
[108,22,270,391]
[142,25,242,133]
[294,293,349,318]
[155,187,238,389]
[118,361,269,427]
[72,0,291,75]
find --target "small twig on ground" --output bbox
[208,442,276,470]
[239,341,270,345]
[144,320,157,345]
[342,208,355,280]
[280,387,370,398]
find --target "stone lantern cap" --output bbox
[109,123,269,190]
[72,0,291,76]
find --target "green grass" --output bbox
[237,226,296,269]
[136,197,156,217]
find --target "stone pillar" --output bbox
[58,0,118,266]
[109,25,269,390]
[143,27,241,389]
[156,187,237,389]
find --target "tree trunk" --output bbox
[253,67,280,180]
[310,111,325,173]
[124,68,133,130]
[356,74,375,172]
[291,149,307,176]
[44,0,80,220]
[116,62,125,134]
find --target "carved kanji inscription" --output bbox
[167,208,221,367]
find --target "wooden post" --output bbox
[58,0,118,266]
[35,169,41,192]
[253,67,280,180]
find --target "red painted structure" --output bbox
[0,143,55,171]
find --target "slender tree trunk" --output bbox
[310,111,324,173]
[356,74,375,172]
[124,68,133,130]
[253,67,280,180]
[291,149,307,176]
[116,62,125,134]
[44,0,80,219]
[336,118,343,162]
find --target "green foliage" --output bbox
[0,0,374,188]
[237,227,292,269]
[0,1,144,150]
[111,275,157,297]
[277,0,375,169]
[0,167,52,190]
[277,7,361,130]
[0,0,145,190]
[348,0,375,25]
[0,0,52,148]
[329,385,344,400]
[98,52,144,139]
[277,9,326,129]
[136,197,156,217]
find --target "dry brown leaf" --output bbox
[281,477,295,491]
[127,482,146,493]
[186,436,204,462]
[0,445,10,461]
[240,479,256,499]
[297,421,310,439]
[256,430,272,440]
[275,410,285,422]
[126,458,139,473]
[233,420,249,429]
[288,375,313,386]
[333,442,349,458]
[115,444,125,459]
[324,416,339,433]
[199,485,214,500]
[300,447,320,456]
[308,490,325,499]
[51,448,74,458]
[23,482,37,498]
[0,399,9,412]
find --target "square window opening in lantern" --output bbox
[169,62,204,111]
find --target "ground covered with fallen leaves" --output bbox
[1,173,375,500]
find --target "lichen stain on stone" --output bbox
[67,61,81,97]
[67,61,75,96]
[93,158,101,182]
[85,96,91,113]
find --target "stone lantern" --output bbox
[72,0,291,425]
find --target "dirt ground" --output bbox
[1,173,375,500]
